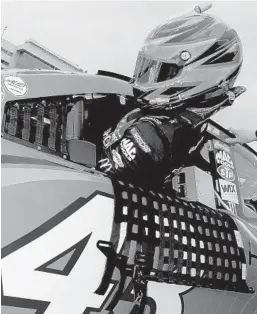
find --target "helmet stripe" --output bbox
[165,16,214,44]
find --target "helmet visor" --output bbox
[134,56,179,84]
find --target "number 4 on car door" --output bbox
[2,193,115,314]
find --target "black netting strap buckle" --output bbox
[95,240,132,311]
[95,241,149,314]
[95,241,117,295]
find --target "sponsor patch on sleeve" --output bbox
[131,128,151,153]
[120,138,137,161]
[103,128,112,148]
[112,149,124,169]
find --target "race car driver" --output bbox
[99,11,246,189]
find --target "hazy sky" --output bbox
[1,1,257,150]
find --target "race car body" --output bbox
[1,69,257,314]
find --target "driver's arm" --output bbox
[99,117,175,185]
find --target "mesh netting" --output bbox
[112,180,250,293]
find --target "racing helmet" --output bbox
[132,8,244,117]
